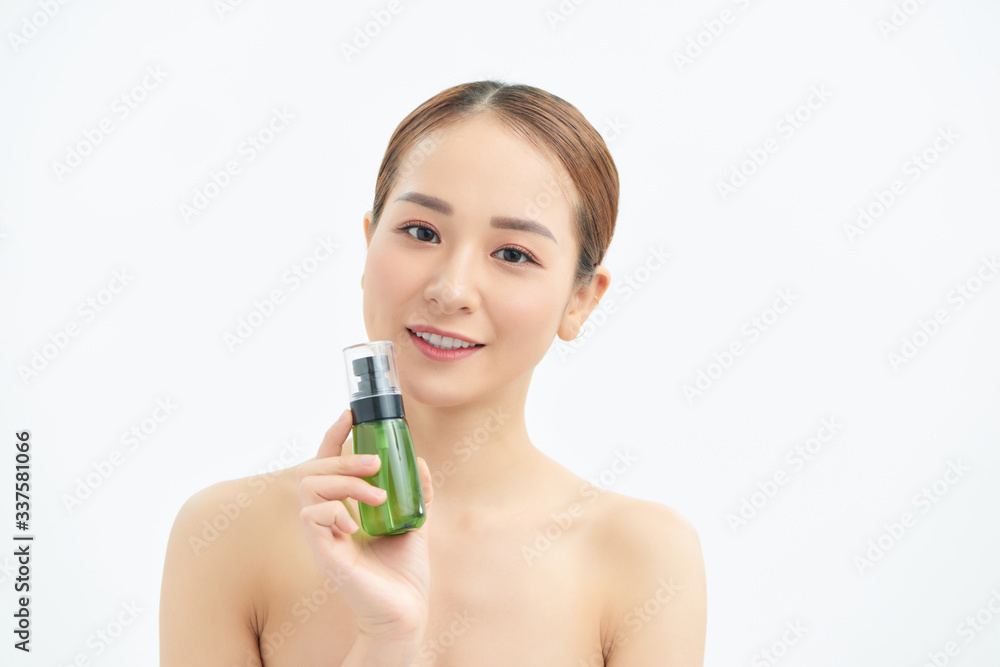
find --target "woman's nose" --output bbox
[423,250,481,315]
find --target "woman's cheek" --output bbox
[503,282,555,319]
[368,247,410,293]
[505,292,560,344]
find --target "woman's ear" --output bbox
[557,266,611,341]
[361,211,374,290]
[362,210,374,247]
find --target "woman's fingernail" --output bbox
[339,409,351,424]
[360,455,378,465]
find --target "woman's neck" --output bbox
[401,392,545,515]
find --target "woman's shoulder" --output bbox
[172,466,300,557]
[582,487,703,574]
[538,455,702,566]
[164,467,301,613]
[580,488,707,661]
[160,468,301,654]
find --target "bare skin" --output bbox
[160,436,706,666]
[160,112,707,665]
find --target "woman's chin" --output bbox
[400,378,481,410]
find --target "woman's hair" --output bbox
[368,80,618,289]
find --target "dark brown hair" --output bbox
[368,80,618,289]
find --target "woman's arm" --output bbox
[603,502,707,666]
[159,480,264,666]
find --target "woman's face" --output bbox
[361,113,599,406]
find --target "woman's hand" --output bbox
[297,409,434,645]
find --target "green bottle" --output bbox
[343,341,425,536]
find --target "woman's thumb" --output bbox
[315,409,354,459]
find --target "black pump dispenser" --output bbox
[345,346,404,424]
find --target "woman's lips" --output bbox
[407,328,484,361]
[406,326,482,346]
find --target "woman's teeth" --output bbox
[412,330,477,350]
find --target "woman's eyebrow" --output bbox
[395,191,558,246]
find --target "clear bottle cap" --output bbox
[342,341,401,400]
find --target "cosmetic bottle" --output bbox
[342,341,425,536]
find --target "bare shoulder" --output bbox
[588,491,704,573]
[160,470,297,665]
[162,469,296,628]
[173,469,292,558]
[586,491,707,666]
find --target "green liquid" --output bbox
[353,418,426,536]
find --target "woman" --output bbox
[160,80,707,666]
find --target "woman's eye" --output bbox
[495,248,530,264]
[404,225,438,242]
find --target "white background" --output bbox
[1,0,999,665]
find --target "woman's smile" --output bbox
[407,326,485,361]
